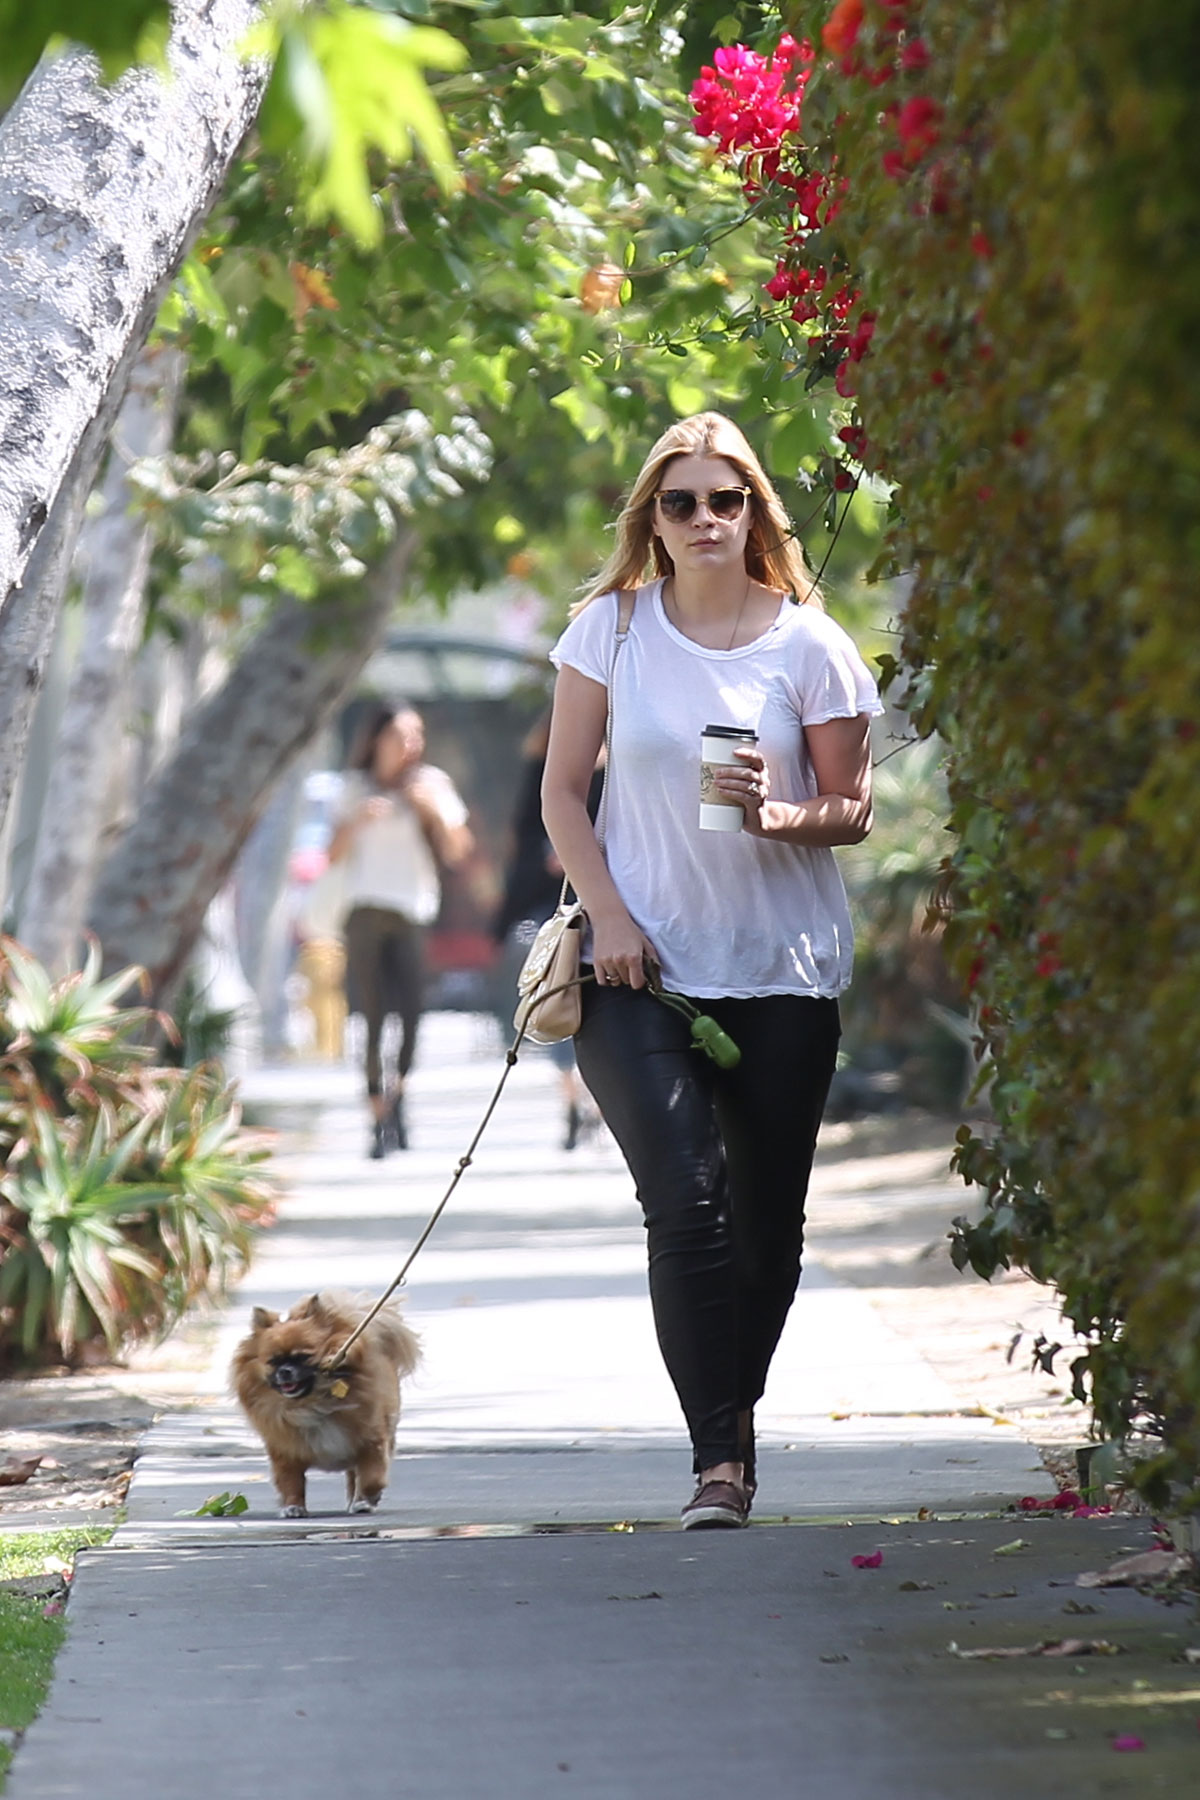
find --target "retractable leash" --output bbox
[321,973,740,1375]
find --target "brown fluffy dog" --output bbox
[232,1292,420,1518]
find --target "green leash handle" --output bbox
[646,975,741,1069]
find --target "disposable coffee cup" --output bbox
[700,724,759,832]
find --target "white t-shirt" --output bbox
[549,579,884,999]
[336,767,468,926]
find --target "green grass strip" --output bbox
[0,1528,115,1790]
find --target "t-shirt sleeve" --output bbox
[331,771,361,828]
[795,614,886,726]
[420,766,470,829]
[548,591,617,686]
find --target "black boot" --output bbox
[387,1091,409,1151]
[562,1102,581,1151]
[369,1119,387,1160]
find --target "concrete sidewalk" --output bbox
[11,1516,1200,1800]
[11,1015,1192,1797]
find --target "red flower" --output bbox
[930,367,947,386]
[881,148,908,180]
[896,94,944,161]
[900,38,930,70]
[822,0,864,58]
[690,43,808,155]
[847,312,876,361]
[834,467,855,491]
[851,1549,883,1568]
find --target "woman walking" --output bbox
[541,412,882,1527]
[330,703,472,1158]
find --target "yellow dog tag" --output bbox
[329,1379,349,1399]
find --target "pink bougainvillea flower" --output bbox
[774,33,813,69]
[1111,1735,1145,1752]
[690,39,810,155]
[851,1550,884,1568]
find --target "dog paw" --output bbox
[347,1496,380,1514]
[280,1504,308,1519]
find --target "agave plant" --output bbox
[0,937,165,1157]
[132,1066,275,1322]
[0,939,274,1366]
[0,1108,170,1359]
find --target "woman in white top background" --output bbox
[329,703,472,1158]
[542,411,883,1528]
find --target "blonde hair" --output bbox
[573,412,822,616]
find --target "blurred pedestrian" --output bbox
[493,709,602,1150]
[329,703,472,1157]
[542,411,882,1527]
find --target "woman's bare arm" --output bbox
[541,665,657,987]
[719,714,874,845]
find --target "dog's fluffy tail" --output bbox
[317,1290,421,1376]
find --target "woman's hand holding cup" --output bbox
[714,746,771,832]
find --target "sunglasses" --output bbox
[655,485,751,524]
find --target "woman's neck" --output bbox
[667,565,750,620]
[662,568,783,652]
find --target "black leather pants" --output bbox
[575,982,840,1472]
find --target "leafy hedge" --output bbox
[693,1,1200,1501]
